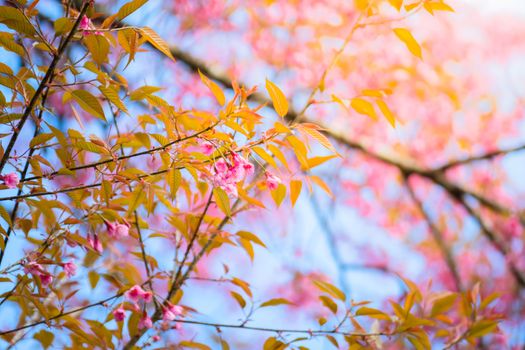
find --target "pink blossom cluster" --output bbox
[79,15,102,35]
[23,258,77,287]
[207,153,254,196]
[24,261,53,287]
[113,284,183,330]
[1,172,19,189]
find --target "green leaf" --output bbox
[71,90,106,121]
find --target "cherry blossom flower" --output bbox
[40,273,53,287]
[105,220,130,239]
[198,140,215,155]
[62,261,77,278]
[113,307,126,322]
[265,172,282,190]
[138,314,153,329]
[88,234,103,253]
[125,285,153,304]
[206,153,254,196]
[79,15,102,35]
[162,303,183,321]
[1,172,19,188]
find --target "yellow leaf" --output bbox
[252,146,277,168]
[355,306,391,321]
[198,70,225,106]
[290,180,302,207]
[388,0,403,11]
[117,0,149,20]
[270,183,286,207]
[350,98,377,120]
[230,291,246,309]
[313,280,346,301]
[239,238,254,262]
[393,28,422,59]
[71,90,106,121]
[237,230,266,248]
[424,1,454,14]
[260,298,292,307]
[297,124,338,154]
[376,99,396,128]
[311,175,333,197]
[266,79,289,117]
[213,187,231,216]
[138,27,175,61]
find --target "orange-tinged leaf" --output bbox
[290,180,302,207]
[311,175,333,197]
[297,124,338,154]
[388,0,403,11]
[213,187,231,216]
[252,146,277,168]
[393,28,422,59]
[355,306,391,321]
[350,98,377,120]
[117,0,149,20]
[313,280,345,301]
[198,70,225,106]
[139,27,175,61]
[230,291,247,308]
[266,79,289,117]
[271,183,286,207]
[237,230,266,248]
[424,1,454,14]
[376,99,396,128]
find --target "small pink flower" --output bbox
[88,234,103,253]
[62,261,77,278]
[113,307,126,322]
[39,273,53,287]
[162,303,183,321]
[265,172,281,190]
[79,15,102,35]
[142,291,153,303]
[24,261,43,275]
[138,314,153,329]
[105,220,130,239]
[152,335,160,342]
[198,140,214,155]
[125,285,146,303]
[1,173,19,189]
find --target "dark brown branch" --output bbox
[21,123,218,183]
[404,176,463,291]
[435,144,525,172]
